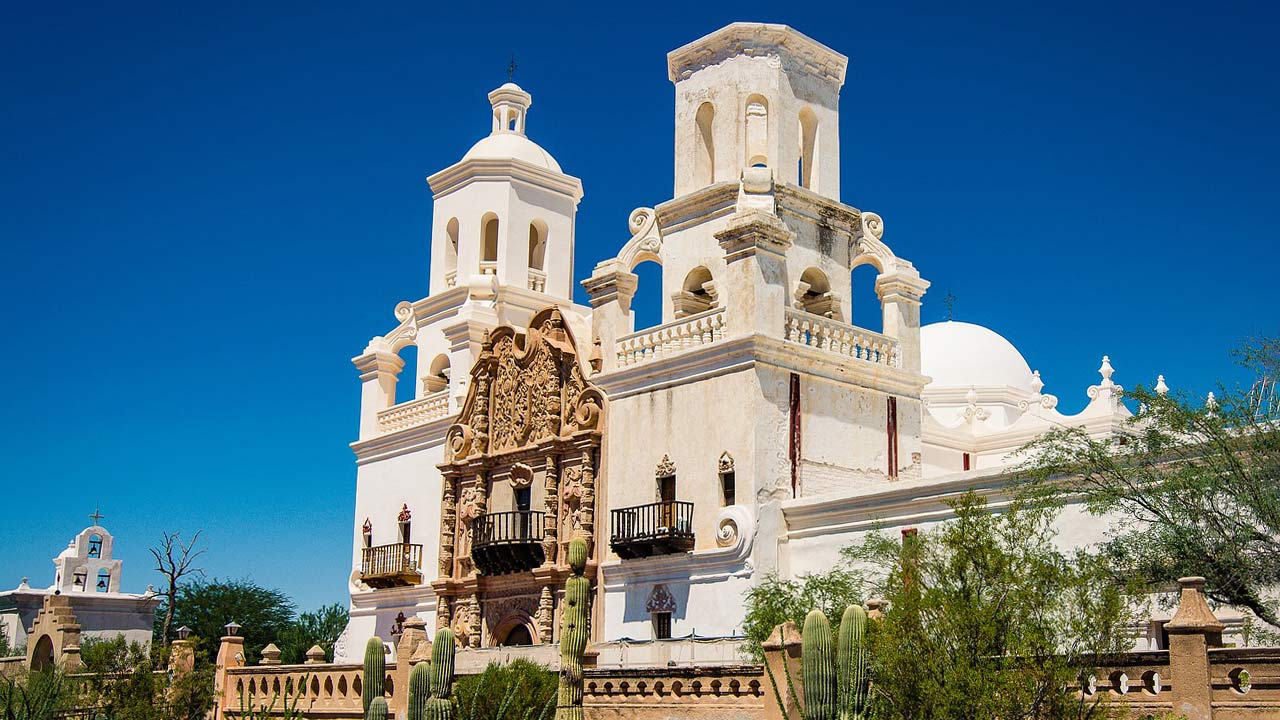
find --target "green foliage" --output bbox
[0,634,15,659]
[741,568,867,662]
[454,659,556,720]
[363,636,386,712]
[845,493,1132,720]
[366,696,389,720]
[1,668,76,720]
[279,603,348,664]
[76,635,214,720]
[802,610,836,720]
[168,578,296,664]
[1019,337,1280,630]
[837,605,870,720]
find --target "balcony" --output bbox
[610,501,695,560]
[360,543,423,589]
[472,511,545,575]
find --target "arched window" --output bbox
[673,266,716,317]
[87,534,103,559]
[481,214,499,266]
[851,263,883,332]
[394,343,418,405]
[796,267,838,319]
[798,107,819,190]
[444,218,460,286]
[96,569,110,593]
[500,624,533,647]
[694,102,716,186]
[528,220,547,274]
[424,354,450,393]
[745,95,769,167]
[631,259,663,330]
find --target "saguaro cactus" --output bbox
[427,627,456,720]
[363,636,386,713]
[366,696,389,720]
[802,609,836,720]
[837,605,871,720]
[407,659,431,720]
[556,537,590,720]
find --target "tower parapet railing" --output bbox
[527,269,547,292]
[376,389,451,434]
[615,307,727,368]
[783,307,899,367]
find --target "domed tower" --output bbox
[427,83,584,300]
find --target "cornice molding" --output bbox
[667,22,848,85]
[427,158,584,203]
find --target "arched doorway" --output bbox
[31,634,54,671]
[499,623,533,647]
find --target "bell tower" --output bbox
[427,83,584,301]
[668,23,847,200]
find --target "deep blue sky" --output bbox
[2,2,1276,612]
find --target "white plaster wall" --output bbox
[601,369,760,554]
[351,445,445,569]
[603,573,753,641]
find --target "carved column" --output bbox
[543,454,559,564]
[466,593,481,649]
[438,474,457,579]
[580,450,596,551]
[537,585,555,644]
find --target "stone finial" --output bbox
[1030,370,1044,396]
[260,643,282,665]
[1098,356,1115,386]
[865,598,888,621]
[304,645,326,664]
[1206,392,1218,414]
[1165,577,1225,634]
[1155,374,1169,395]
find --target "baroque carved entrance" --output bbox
[432,308,604,648]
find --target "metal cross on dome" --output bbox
[89,506,105,525]
[943,292,957,321]
[506,57,518,82]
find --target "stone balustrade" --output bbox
[783,308,899,367]
[225,663,373,718]
[376,389,451,434]
[528,269,547,292]
[615,307,727,368]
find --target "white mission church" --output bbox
[337,22,1187,666]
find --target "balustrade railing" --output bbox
[615,307,726,368]
[444,269,458,287]
[611,502,696,545]
[376,390,451,434]
[473,511,545,548]
[360,543,422,579]
[527,269,547,292]
[783,308,899,367]
[479,260,498,276]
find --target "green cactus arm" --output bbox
[802,609,837,720]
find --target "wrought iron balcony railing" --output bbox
[610,501,695,559]
[360,543,423,589]
[472,511,545,575]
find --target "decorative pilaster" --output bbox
[352,349,405,441]
[537,584,555,644]
[875,267,929,374]
[715,195,795,339]
[582,265,639,373]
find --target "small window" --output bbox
[962,452,972,472]
[652,612,672,640]
[721,471,736,506]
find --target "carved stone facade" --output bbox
[432,308,604,649]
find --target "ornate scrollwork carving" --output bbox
[510,463,534,490]
[655,454,676,478]
[717,451,735,475]
[646,584,677,614]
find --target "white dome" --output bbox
[462,133,562,173]
[921,321,1034,392]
